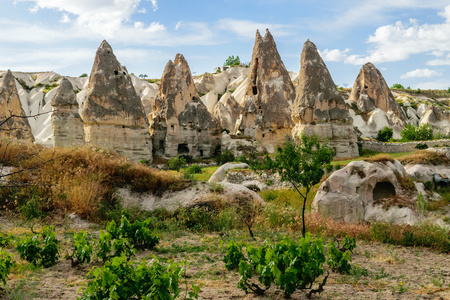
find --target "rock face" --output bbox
[213,92,241,132]
[149,54,221,158]
[292,40,358,158]
[349,63,407,123]
[51,77,84,147]
[420,105,450,136]
[234,29,295,153]
[0,70,34,141]
[80,40,152,162]
[312,160,418,225]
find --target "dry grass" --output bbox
[363,154,395,164]
[397,150,450,165]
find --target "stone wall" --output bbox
[362,139,450,153]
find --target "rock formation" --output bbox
[0,70,34,141]
[213,92,241,132]
[234,29,295,153]
[349,63,407,122]
[149,54,221,158]
[312,160,418,224]
[292,40,358,158]
[51,77,84,147]
[80,40,152,162]
[419,105,450,136]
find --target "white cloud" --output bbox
[60,14,70,23]
[320,48,350,62]
[217,18,290,39]
[400,68,442,79]
[149,0,158,12]
[138,8,147,13]
[175,21,182,30]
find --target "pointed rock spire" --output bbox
[349,62,407,122]
[149,54,220,158]
[0,70,34,141]
[235,29,295,153]
[81,40,152,161]
[292,40,358,158]
[51,77,84,147]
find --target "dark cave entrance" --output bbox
[373,182,396,201]
[177,143,189,154]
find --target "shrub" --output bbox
[16,225,59,268]
[79,255,199,300]
[185,164,202,174]
[376,126,393,142]
[167,157,187,171]
[0,250,14,285]
[66,231,94,267]
[326,236,356,274]
[400,124,433,141]
[391,83,405,89]
[415,143,428,150]
[216,150,235,166]
[79,73,88,78]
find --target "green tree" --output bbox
[376,126,393,142]
[224,55,241,67]
[391,83,404,89]
[400,123,433,141]
[79,73,88,78]
[251,135,334,237]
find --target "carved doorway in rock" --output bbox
[373,181,396,201]
[177,143,189,154]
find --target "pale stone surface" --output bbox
[80,40,152,162]
[312,160,418,224]
[208,162,249,183]
[51,77,84,147]
[200,91,218,113]
[234,29,295,153]
[349,62,407,123]
[149,54,221,158]
[420,105,450,136]
[213,93,241,132]
[404,164,450,183]
[0,70,34,141]
[292,40,358,157]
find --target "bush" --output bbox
[16,225,59,268]
[185,164,202,174]
[376,126,393,142]
[400,124,433,141]
[216,150,235,166]
[79,73,88,78]
[79,255,199,300]
[0,250,14,285]
[66,231,94,267]
[415,143,428,150]
[391,83,405,89]
[326,236,356,274]
[167,157,187,171]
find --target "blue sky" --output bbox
[2,0,450,89]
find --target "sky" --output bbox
[2,0,450,89]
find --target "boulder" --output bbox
[208,162,249,183]
[420,105,450,136]
[292,40,358,157]
[51,77,84,147]
[195,72,215,95]
[0,70,34,142]
[234,29,295,153]
[349,62,407,123]
[213,92,241,132]
[221,133,260,157]
[312,159,418,224]
[80,41,152,162]
[149,54,221,158]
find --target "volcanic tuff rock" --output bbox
[80,40,152,162]
[420,105,450,136]
[0,70,34,141]
[51,77,84,147]
[312,160,418,224]
[349,63,407,123]
[213,92,241,132]
[149,54,220,158]
[234,29,294,153]
[292,40,358,157]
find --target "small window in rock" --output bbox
[114,70,119,75]
[364,85,368,89]
[159,140,164,149]
[123,72,126,75]
[258,106,262,109]
[252,86,258,95]
[198,129,201,133]
[199,149,204,157]
[177,143,189,154]
[192,96,195,100]
[262,134,265,138]
[373,182,396,201]
[122,125,125,128]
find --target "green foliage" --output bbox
[327,241,353,274]
[43,83,58,94]
[79,73,88,78]
[96,215,159,262]
[400,123,433,141]
[391,83,405,89]
[79,255,198,300]
[167,157,187,171]
[216,149,235,166]
[67,231,94,267]
[251,134,334,237]
[224,55,241,67]
[185,164,202,174]
[417,192,427,215]
[223,241,245,270]
[225,234,327,298]
[16,225,59,267]
[415,142,428,150]
[0,249,14,285]
[376,126,393,142]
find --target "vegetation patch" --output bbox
[397,150,450,165]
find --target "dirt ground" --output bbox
[0,215,449,300]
